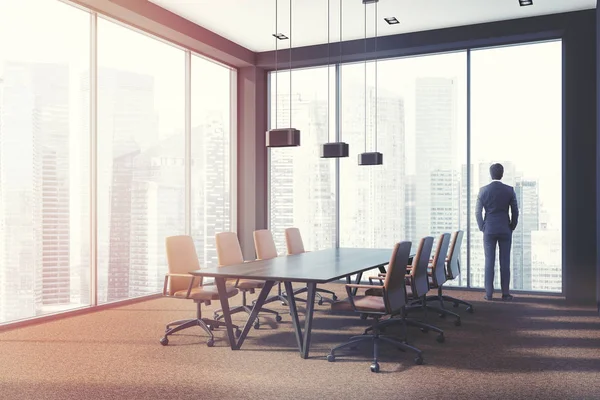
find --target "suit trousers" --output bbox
[483,232,512,297]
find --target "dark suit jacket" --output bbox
[475,181,519,235]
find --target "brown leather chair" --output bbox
[284,227,337,305]
[327,241,424,373]
[425,230,473,313]
[212,232,282,329]
[160,235,240,347]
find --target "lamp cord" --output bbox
[363,2,367,153]
[289,0,292,128]
[326,0,330,142]
[274,0,278,129]
[374,0,378,152]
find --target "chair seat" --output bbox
[174,285,239,301]
[236,279,265,290]
[330,296,386,312]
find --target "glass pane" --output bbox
[0,0,91,323]
[470,40,562,293]
[97,18,185,303]
[191,56,232,269]
[269,67,337,253]
[339,53,467,283]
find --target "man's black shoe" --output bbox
[502,294,514,301]
[484,295,493,301]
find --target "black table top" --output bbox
[190,247,392,284]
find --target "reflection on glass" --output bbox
[191,55,232,269]
[339,53,467,282]
[97,18,185,303]
[269,67,337,253]
[470,40,562,293]
[0,0,91,323]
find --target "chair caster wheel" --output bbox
[453,302,459,308]
[420,328,429,333]
[254,322,260,329]
[332,295,338,301]
[414,356,424,365]
[235,329,241,338]
[159,337,169,346]
[436,335,445,343]
[454,319,461,327]
[209,325,215,331]
[327,354,335,362]
[318,299,324,306]
[466,306,474,313]
[206,339,214,347]
[370,362,380,373]
[438,313,446,318]
[275,315,283,322]
[281,301,287,306]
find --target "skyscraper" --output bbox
[0,61,71,321]
[414,77,459,241]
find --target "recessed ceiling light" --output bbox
[272,33,288,40]
[384,17,399,25]
[519,0,533,6]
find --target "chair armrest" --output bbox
[345,284,385,312]
[163,273,198,298]
[368,276,385,285]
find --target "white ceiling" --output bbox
[150,0,596,52]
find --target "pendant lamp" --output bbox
[320,0,349,158]
[267,0,300,147]
[358,0,383,165]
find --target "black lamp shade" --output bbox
[266,128,300,147]
[320,142,349,158]
[358,151,383,165]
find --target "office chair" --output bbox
[253,229,296,306]
[366,236,445,343]
[425,230,473,313]
[213,232,282,329]
[160,235,240,347]
[327,241,424,373]
[414,233,461,326]
[284,227,337,305]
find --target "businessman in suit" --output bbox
[475,163,519,301]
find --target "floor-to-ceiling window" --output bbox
[0,1,236,326]
[268,66,337,253]
[97,18,185,304]
[338,53,467,280]
[191,55,233,269]
[268,41,562,292]
[0,0,91,323]
[470,40,562,293]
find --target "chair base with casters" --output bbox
[409,295,462,327]
[214,286,282,329]
[327,315,424,373]
[287,285,338,305]
[160,299,241,347]
[262,281,307,306]
[365,311,446,344]
[425,286,474,314]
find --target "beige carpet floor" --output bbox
[0,285,599,400]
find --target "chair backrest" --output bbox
[285,227,305,255]
[216,232,244,266]
[409,236,434,297]
[430,233,451,287]
[383,241,412,314]
[446,230,464,280]
[253,229,278,260]
[165,235,201,293]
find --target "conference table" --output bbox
[190,247,392,359]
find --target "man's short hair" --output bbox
[490,163,504,180]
